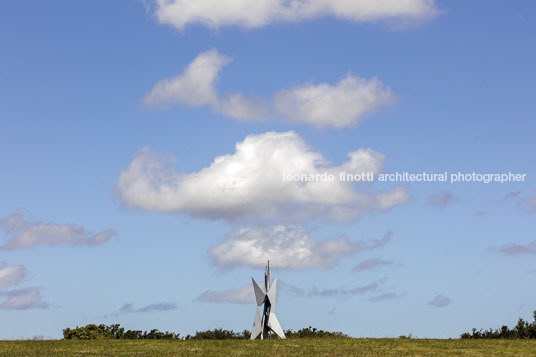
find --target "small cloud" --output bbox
[196,285,254,304]
[474,210,486,217]
[428,294,451,308]
[0,210,116,250]
[0,287,49,310]
[427,191,455,207]
[499,241,536,255]
[368,292,404,302]
[352,258,394,272]
[0,262,26,289]
[273,74,395,128]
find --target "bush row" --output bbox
[63,324,347,340]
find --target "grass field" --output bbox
[1,338,536,356]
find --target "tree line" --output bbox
[62,324,347,340]
[460,310,536,339]
[185,326,348,340]
[63,324,180,340]
[64,310,536,341]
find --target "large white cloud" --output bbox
[0,287,49,310]
[0,262,25,289]
[143,50,394,128]
[116,131,410,222]
[153,0,438,30]
[273,75,395,128]
[0,211,117,250]
[211,226,392,269]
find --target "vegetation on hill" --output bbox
[62,324,347,340]
[62,324,180,340]
[461,310,536,339]
[185,326,348,340]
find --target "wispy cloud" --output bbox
[104,302,178,317]
[352,258,394,272]
[308,282,379,298]
[0,210,116,250]
[196,285,254,304]
[197,279,386,304]
[368,292,404,302]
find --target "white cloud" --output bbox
[0,287,49,310]
[143,50,268,121]
[0,211,117,250]
[218,93,268,121]
[153,0,438,30]
[143,50,394,128]
[428,294,451,308]
[143,49,231,109]
[197,285,254,304]
[273,75,395,128]
[0,262,25,289]
[116,131,410,222]
[211,227,393,270]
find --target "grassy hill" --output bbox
[1,338,536,356]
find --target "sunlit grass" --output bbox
[1,338,536,356]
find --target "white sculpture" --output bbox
[250,260,286,339]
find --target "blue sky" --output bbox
[0,0,535,339]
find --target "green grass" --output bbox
[1,338,536,357]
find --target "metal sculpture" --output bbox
[250,260,286,339]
